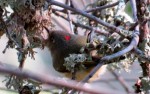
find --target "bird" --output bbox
[45,29,106,81]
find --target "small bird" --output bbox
[45,29,105,81]
[46,30,87,72]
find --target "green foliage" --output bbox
[124,2,132,17]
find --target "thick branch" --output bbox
[0,62,125,94]
[130,0,138,22]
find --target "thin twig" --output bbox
[51,8,65,12]
[52,10,109,35]
[69,61,105,94]
[47,0,126,37]
[85,1,119,13]
[134,48,150,62]
[108,68,132,93]
[66,0,74,34]
[81,0,86,7]
[93,78,137,82]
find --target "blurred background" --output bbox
[0,0,143,94]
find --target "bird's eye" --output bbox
[50,37,55,43]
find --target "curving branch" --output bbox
[81,25,139,83]
[102,32,139,61]
[68,25,139,94]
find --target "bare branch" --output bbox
[71,26,139,93]
[81,0,86,7]
[85,1,119,13]
[52,10,109,35]
[130,0,138,22]
[0,62,126,94]
[101,25,139,61]
[47,0,126,37]
[108,68,132,93]
[69,61,105,94]
[66,0,74,34]
[134,48,150,62]
[81,25,139,83]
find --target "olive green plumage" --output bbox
[47,31,87,72]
